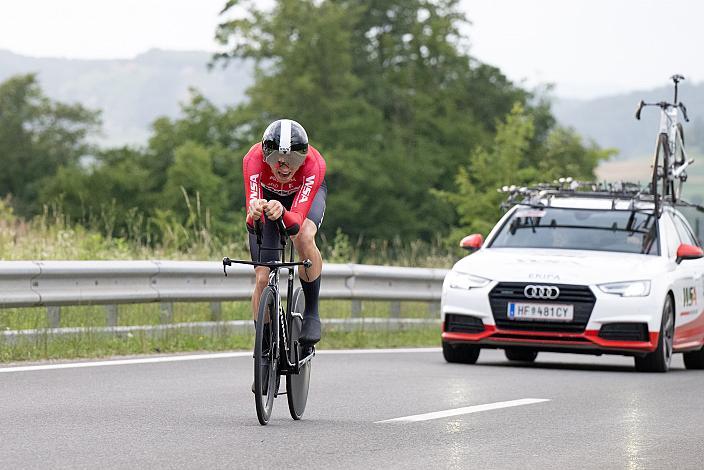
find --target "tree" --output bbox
[145,90,252,231]
[438,104,616,238]
[214,0,543,242]
[162,141,226,231]
[39,146,152,235]
[0,74,100,216]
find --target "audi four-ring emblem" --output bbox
[524,285,560,300]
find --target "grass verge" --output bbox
[0,326,441,363]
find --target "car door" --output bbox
[669,210,704,349]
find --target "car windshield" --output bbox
[489,206,659,255]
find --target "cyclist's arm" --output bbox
[242,145,264,232]
[282,151,326,233]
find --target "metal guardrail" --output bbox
[0,260,448,308]
[0,261,448,340]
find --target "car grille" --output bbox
[444,314,485,334]
[489,282,596,333]
[598,323,649,342]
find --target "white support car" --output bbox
[441,189,704,372]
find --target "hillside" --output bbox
[0,49,253,146]
[1,48,701,163]
[553,80,704,160]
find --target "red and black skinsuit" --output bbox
[242,142,327,262]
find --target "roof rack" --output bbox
[674,199,704,213]
[498,177,652,212]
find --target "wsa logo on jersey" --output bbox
[298,175,315,203]
[249,174,260,201]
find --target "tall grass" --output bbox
[0,197,249,261]
[0,198,460,266]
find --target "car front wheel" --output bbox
[442,341,480,364]
[683,346,704,369]
[505,348,538,362]
[634,295,674,373]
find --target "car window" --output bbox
[489,207,659,255]
[661,214,681,258]
[672,212,700,247]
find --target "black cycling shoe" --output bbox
[299,315,321,345]
[300,343,315,358]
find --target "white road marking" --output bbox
[0,347,441,373]
[376,398,551,423]
[317,347,440,355]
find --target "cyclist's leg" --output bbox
[252,267,269,322]
[248,221,280,322]
[292,181,326,344]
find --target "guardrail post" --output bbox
[390,301,401,319]
[428,301,440,317]
[105,305,118,327]
[351,299,362,318]
[210,302,222,321]
[47,306,60,328]
[160,303,174,323]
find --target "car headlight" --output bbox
[597,280,651,297]
[446,271,491,290]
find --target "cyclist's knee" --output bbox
[254,267,269,288]
[293,220,318,250]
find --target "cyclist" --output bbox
[243,119,327,350]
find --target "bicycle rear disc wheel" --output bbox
[254,287,278,425]
[286,288,311,420]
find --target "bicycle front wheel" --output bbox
[651,134,670,217]
[254,287,278,425]
[673,124,686,202]
[286,287,311,420]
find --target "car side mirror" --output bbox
[460,234,483,252]
[676,243,704,264]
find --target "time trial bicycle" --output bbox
[222,218,314,425]
[635,74,694,217]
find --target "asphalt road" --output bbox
[1,348,703,469]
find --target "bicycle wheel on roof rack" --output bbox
[651,133,670,217]
[672,123,686,202]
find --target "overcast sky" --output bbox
[0,0,701,98]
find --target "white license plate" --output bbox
[507,302,574,322]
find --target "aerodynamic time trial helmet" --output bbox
[261,119,309,168]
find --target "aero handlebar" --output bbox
[635,100,689,122]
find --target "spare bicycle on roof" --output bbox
[635,74,694,217]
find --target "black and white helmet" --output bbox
[261,119,309,167]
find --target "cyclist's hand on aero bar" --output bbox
[264,200,284,221]
[248,198,267,221]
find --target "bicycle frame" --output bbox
[222,219,313,375]
[265,246,313,376]
[657,106,689,167]
[636,75,694,211]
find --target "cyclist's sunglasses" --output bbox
[263,140,308,168]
